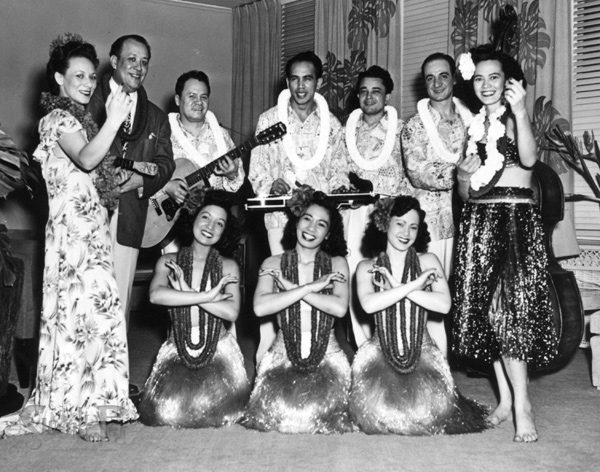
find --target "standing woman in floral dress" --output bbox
[453,44,557,443]
[2,34,138,442]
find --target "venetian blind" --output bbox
[401,0,450,119]
[573,0,600,247]
[281,0,315,75]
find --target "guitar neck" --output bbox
[185,137,258,188]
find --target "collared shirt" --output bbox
[249,102,350,230]
[345,112,412,197]
[169,113,244,192]
[109,77,138,128]
[402,102,467,241]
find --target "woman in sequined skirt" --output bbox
[350,196,488,435]
[453,45,557,443]
[138,189,250,428]
[243,189,353,434]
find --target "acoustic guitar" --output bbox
[141,122,286,248]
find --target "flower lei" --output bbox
[466,105,507,192]
[279,249,334,372]
[170,246,223,369]
[169,111,228,163]
[277,89,330,170]
[417,98,473,164]
[344,106,398,171]
[374,249,426,374]
[40,92,120,210]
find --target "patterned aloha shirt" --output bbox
[345,113,412,196]
[249,103,350,230]
[402,102,467,241]
[169,113,244,192]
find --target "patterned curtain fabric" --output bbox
[231,0,282,146]
[449,0,572,174]
[315,0,403,123]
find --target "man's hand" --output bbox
[214,156,239,181]
[270,178,291,196]
[164,179,189,204]
[119,173,144,193]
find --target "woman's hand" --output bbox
[258,268,294,291]
[308,271,346,293]
[203,274,238,303]
[504,78,527,116]
[369,264,401,289]
[413,268,441,291]
[165,260,191,291]
[105,85,133,128]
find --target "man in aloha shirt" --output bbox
[249,51,350,363]
[163,70,244,204]
[401,53,472,358]
[344,65,413,348]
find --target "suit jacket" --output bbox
[87,79,174,248]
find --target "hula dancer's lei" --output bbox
[277,89,330,170]
[344,106,397,171]
[417,98,473,164]
[466,105,507,192]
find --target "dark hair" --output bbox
[357,65,394,94]
[178,189,240,258]
[47,40,99,95]
[421,53,456,78]
[285,51,323,79]
[364,196,431,255]
[281,191,347,257]
[109,34,151,60]
[469,44,524,85]
[175,70,211,97]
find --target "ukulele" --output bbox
[141,122,286,248]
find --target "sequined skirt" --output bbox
[138,332,250,428]
[350,334,488,435]
[243,330,353,434]
[453,187,557,368]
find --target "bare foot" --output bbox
[486,404,512,426]
[79,422,108,442]
[513,408,538,443]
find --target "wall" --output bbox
[0,0,233,155]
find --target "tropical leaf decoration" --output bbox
[451,0,479,56]
[532,96,570,174]
[0,224,17,286]
[516,0,550,85]
[321,50,367,122]
[480,0,518,23]
[347,0,397,51]
[0,130,30,199]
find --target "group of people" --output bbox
[0,31,557,445]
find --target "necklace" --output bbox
[277,89,330,170]
[170,246,223,369]
[466,105,507,192]
[345,106,398,171]
[169,111,228,163]
[279,249,333,372]
[417,98,472,164]
[39,92,120,210]
[374,249,426,374]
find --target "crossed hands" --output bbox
[259,268,346,292]
[369,265,440,291]
[166,259,238,302]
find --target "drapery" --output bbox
[315,0,403,122]
[231,0,282,146]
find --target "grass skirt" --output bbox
[138,331,250,428]
[452,187,557,368]
[350,334,488,435]
[243,330,353,434]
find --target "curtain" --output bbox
[231,0,282,146]
[315,0,403,122]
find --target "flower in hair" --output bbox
[287,186,315,217]
[49,32,84,56]
[457,52,475,80]
[182,186,207,215]
[372,197,395,232]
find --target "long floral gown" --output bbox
[23,109,137,434]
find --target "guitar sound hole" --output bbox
[162,199,180,221]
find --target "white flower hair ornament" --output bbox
[457,52,476,80]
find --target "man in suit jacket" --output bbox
[88,34,174,329]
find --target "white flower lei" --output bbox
[169,111,228,162]
[344,106,398,171]
[277,89,330,171]
[417,98,473,164]
[466,105,507,191]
